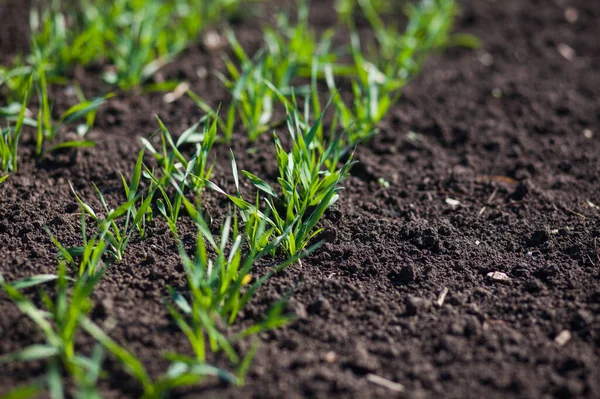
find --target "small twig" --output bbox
[486,186,499,204]
[565,207,587,219]
[586,254,595,266]
[366,374,405,392]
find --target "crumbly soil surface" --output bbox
[1,0,599,398]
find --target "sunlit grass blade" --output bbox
[0,345,59,365]
[46,140,96,153]
[0,382,44,399]
[6,274,60,290]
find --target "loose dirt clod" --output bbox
[406,295,432,315]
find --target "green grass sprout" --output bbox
[162,198,318,385]
[207,97,354,255]
[326,0,466,143]
[82,312,242,398]
[2,63,108,158]
[33,61,111,155]
[335,0,397,21]
[140,116,216,237]
[121,151,156,239]
[0,258,107,398]
[69,151,155,262]
[0,81,30,173]
[75,205,308,397]
[144,165,187,237]
[142,115,216,195]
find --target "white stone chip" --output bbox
[486,271,511,283]
[555,330,572,346]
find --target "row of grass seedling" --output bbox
[1,0,253,99]
[0,64,109,181]
[192,0,473,145]
[1,0,469,180]
[0,0,256,181]
[0,0,465,396]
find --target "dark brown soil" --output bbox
[1,0,600,398]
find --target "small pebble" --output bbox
[565,7,579,24]
[324,351,337,363]
[196,66,208,79]
[445,198,461,209]
[204,30,222,50]
[557,43,576,61]
[476,50,494,67]
[554,330,572,346]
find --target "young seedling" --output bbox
[47,215,108,280]
[324,40,401,143]
[335,0,397,22]
[142,115,216,195]
[76,205,308,397]
[0,83,29,173]
[121,152,156,239]
[327,0,463,143]
[162,197,318,383]
[33,60,109,155]
[140,116,214,236]
[70,150,155,262]
[0,222,122,398]
[81,313,240,398]
[0,257,107,398]
[207,97,354,255]
[144,165,186,237]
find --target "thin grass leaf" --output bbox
[47,358,64,399]
[0,345,59,365]
[0,382,44,399]
[241,171,278,197]
[7,274,59,290]
[47,140,95,153]
[80,316,154,394]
